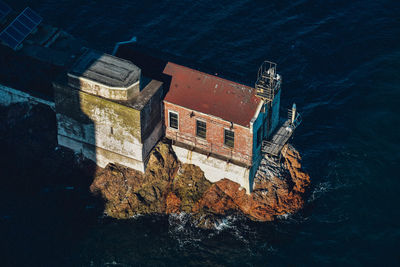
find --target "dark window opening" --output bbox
[110,127,113,135]
[169,111,178,129]
[257,127,262,147]
[196,120,206,139]
[264,118,269,137]
[224,129,234,148]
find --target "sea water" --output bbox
[0,0,399,266]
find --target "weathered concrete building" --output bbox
[54,50,163,172]
[162,62,281,193]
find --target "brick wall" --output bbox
[164,101,254,165]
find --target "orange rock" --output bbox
[165,192,181,214]
[90,142,310,225]
[193,144,310,222]
[193,183,239,214]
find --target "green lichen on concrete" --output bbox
[78,90,142,140]
[54,83,90,123]
[54,82,142,141]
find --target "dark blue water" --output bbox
[1,0,400,266]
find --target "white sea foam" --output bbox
[308,181,332,202]
[129,214,143,219]
[104,261,127,266]
[277,213,291,220]
[167,213,203,249]
[213,216,236,231]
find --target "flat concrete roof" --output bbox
[123,80,163,110]
[69,50,141,88]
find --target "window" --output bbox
[196,120,206,139]
[169,111,178,129]
[224,129,234,148]
[257,127,262,147]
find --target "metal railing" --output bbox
[168,130,252,165]
[255,60,281,103]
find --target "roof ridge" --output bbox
[166,62,255,91]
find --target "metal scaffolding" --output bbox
[255,61,281,103]
[262,105,302,157]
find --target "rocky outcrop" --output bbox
[90,141,310,226]
[0,102,309,227]
[90,142,212,219]
[192,144,310,222]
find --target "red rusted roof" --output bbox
[163,62,261,127]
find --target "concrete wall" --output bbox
[68,74,140,101]
[57,134,146,171]
[54,78,163,173]
[142,120,163,163]
[164,101,253,165]
[0,84,54,108]
[138,80,164,162]
[54,82,147,170]
[56,112,145,162]
[172,144,251,194]
[140,82,163,142]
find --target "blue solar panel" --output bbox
[0,7,42,50]
[0,1,12,21]
[24,7,42,24]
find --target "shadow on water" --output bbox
[0,20,170,265]
[0,47,101,265]
[0,102,100,267]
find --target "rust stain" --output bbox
[163,62,261,127]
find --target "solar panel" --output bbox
[0,7,42,50]
[0,1,12,21]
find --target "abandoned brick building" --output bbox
[162,62,281,193]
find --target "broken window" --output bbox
[196,120,206,139]
[169,111,178,129]
[224,129,234,148]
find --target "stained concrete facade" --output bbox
[172,144,252,193]
[54,50,163,172]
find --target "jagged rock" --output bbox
[165,192,181,214]
[173,164,212,213]
[90,141,310,226]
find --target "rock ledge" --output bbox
[90,141,310,227]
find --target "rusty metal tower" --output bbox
[255,61,281,103]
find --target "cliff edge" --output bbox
[90,141,310,227]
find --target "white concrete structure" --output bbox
[54,50,164,173]
[172,145,251,193]
[68,50,141,101]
